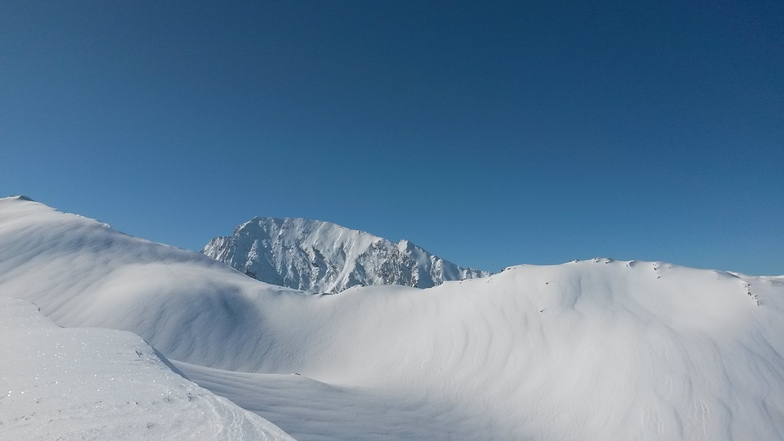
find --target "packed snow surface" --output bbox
[0,297,292,440]
[203,216,490,293]
[1,196,784,440]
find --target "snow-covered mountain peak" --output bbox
[203,217,491,293]
[2,197,784,439]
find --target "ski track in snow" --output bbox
[1,197,784,440]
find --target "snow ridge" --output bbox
[202,217,490,293]
[3,197,784,440]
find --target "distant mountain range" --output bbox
[202,217,491,293]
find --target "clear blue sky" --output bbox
[2,1,782,275]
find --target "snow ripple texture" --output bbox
[202,216,491,293]
[1,197,784,440]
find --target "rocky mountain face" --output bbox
[202,217,491,293]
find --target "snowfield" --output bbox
[1,196,783,440]
[0,297,293,440]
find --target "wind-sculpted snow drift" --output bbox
[202,216,490,293]
[1,196,783,440]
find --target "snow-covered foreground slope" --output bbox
[203,216,490,293]
[1,196,784,440]
[0,297,293,440]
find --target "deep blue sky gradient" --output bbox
[2,1,782,274]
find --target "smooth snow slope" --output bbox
[1,196,784,440]
[0,297,293,440]
[203,216,490,293]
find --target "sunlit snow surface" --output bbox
[1,196,783,440]
[0,297,292,440]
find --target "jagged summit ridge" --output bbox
[202,217,491,293]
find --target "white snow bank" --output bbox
[0,297,293,440]
[0,196,302,371]
[1,197,783,440]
